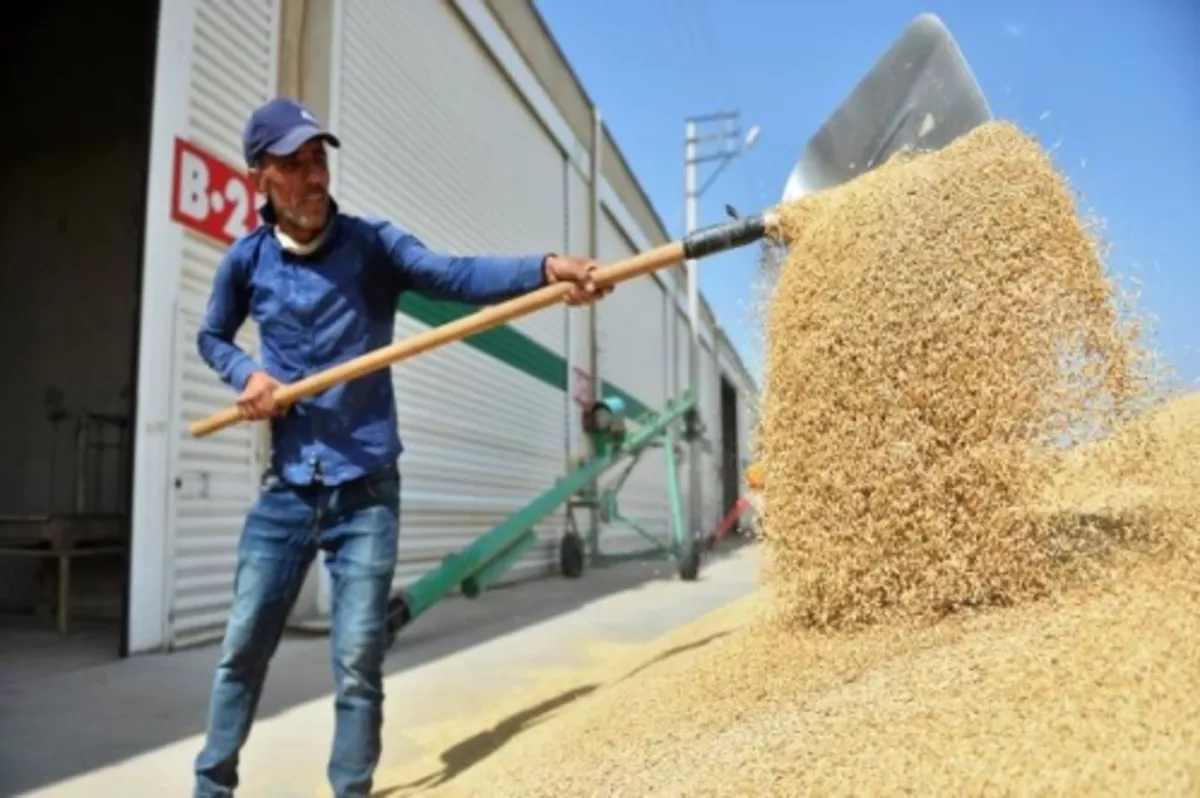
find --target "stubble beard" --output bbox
[281,192,330,234]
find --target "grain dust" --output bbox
[368,121,1198,797]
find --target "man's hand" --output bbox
[543,255,612,306]
[237,371,284,421]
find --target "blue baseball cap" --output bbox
[241,97,341,166]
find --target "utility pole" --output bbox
[683,110,760,543]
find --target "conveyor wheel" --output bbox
[384,593,412,649]
[678,540,701,582]
[560,531,585,579]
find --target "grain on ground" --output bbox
[391,392,1198,797]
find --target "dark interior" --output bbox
[719,375,740,522]
[0,0,159,663]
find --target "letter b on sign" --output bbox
[177,150,210,222]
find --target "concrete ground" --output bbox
[0,542,759,798]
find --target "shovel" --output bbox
[781,12,991,203]
[189,12,991,439]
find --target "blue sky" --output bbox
[534,0,1199,391]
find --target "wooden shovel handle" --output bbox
[188,241,687,438]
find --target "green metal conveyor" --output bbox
[384,389,708,646]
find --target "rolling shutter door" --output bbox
[595,208,676,553]
[333,0,569,590]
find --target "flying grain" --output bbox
[756,120,1174,631]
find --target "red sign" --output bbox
[170,137,264,245]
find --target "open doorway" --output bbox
[0,0,159,676]
[719,375,740,529]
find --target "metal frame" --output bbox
[382,390,706,647]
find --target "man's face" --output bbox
[252,138,331,234]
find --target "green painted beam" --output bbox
[399,293,567,391]
[398,292,659,419]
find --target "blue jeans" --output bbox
[193,465,400,798]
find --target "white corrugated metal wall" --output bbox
[701,340,721,524]
[331,0,571,594]
[595,208,675,554]
[166,0,278,649]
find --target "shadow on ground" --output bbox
[372,628,733,796]
[0,538,752,796]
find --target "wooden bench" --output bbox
[0,513,126,634]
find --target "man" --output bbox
[192,97,609,798]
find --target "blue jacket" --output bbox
[197,200,549,487]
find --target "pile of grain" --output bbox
[378,393,1198,798]
[756,120,1174,631]
[367,122,1198,797]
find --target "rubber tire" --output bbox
[678,541,702,582]
[384,595,411,650]
[560,531,585,579]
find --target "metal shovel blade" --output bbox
[781,13,992,203]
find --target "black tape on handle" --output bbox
[681,214,769,260]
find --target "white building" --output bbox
[0,0,759,661]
